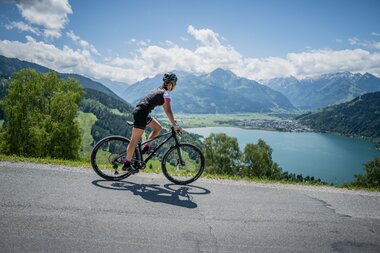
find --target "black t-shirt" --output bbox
[136,87,171,113]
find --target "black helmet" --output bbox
[163,72,177,83]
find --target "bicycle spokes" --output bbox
[162,143,205,185]
[91,136,135,180]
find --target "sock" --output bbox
[124,158,131,164]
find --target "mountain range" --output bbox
[2,55,380,113]
[103,68,380,113]
[264,72,380,110]
[119,68,296,113]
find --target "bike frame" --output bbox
[137,127,181,164]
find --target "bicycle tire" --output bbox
[161,143,205,185]
[90,135,137,181]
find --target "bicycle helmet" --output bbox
[163,72,178,83]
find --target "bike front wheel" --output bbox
[91,136,137,181]
[162,143,205,185]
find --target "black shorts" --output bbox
[132,106,153,129]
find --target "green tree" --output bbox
[242,139,282,179]
[204,133,240,175]
[0,69,83,159]
[353,157,380,187]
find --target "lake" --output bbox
[185,127,380,185]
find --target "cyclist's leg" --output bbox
[125,107,148,163]
[146,117,162,148]
[126,127,144,162]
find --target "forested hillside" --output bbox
[297,92,380,139]
[0,55,122,101]
[79,89,134,144]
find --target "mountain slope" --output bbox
[265,72,380,110]
[0,55,123,101]
[296,92,380,139]
[122,68,296,113]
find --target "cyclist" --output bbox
[123,72,182,172]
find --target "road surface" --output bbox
[0,161,379,252]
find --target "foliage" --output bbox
[203,133,326,184]
[76,111,97,158]
[0,55,121,100]
[0,69,83,159]
[241,139,282,179]
[351,157,380,188]
[204,133,240,175]
[83,88,133,114]
[0,78,9,120]
[79,96,133,144]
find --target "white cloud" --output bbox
[187,25,221,47]
[348,37,380,50]
[66,30,80,41]
[165,40,177,47]
[128,38,150,47]
[6,0,72,39]
[286,49,380,78]
[5,21,40,35]
[373,42,380,49]
[372,32,380,36]
[1,26,380,84]
[66,30,99,55]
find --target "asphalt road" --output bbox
[0,161,380,253]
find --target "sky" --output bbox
[0,0,380,84]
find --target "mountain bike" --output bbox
[90,121,205,185]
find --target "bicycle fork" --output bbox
[174,135,186,166]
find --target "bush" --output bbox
[352,157,380,188]
[204,133,240,175]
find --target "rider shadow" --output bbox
[92,180,211,209]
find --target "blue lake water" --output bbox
[185,127,380,185]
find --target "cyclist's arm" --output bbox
[162,99,177,127]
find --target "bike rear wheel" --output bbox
[162,143,205,185]
[90,136,138,181]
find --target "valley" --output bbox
[156,112,312,132]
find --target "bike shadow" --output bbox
[92,180,211,209]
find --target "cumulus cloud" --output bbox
[0,25,380,84]
[187,25,221,47]
[4,0,72,38]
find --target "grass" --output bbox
[75,111,97,158]
[0,154,379,192]
[109,108,124,116]
[0,154,90,168]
